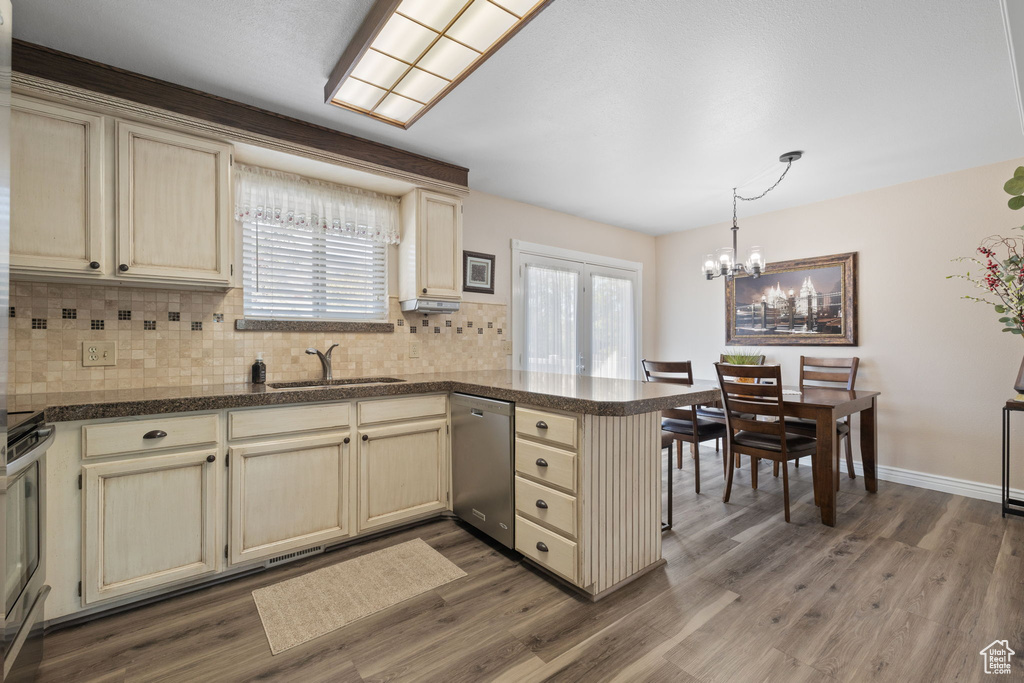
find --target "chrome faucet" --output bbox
[305,344,339,381]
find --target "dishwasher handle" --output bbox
[471,409,484,417]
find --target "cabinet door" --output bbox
[82,450,220,604]
[116,121,232,286]
[228,432,352,565]
[418,191,462,299]
[358,418,448,531]
[11,97,105,277]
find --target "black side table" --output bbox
[1003,400,1024,518]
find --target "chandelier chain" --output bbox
[732,159,794,227]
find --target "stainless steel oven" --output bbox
[1,412,51,682]
[0,2,35,680]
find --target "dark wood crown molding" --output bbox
[12,40,469,187]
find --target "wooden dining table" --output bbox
[782,387,880,526]
[694,381,880,526]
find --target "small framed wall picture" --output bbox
[463,251,495,294]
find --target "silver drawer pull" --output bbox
[536,420,548,429]
[143,430,167,439]
[536,542,549,552]
[536,499,548,509]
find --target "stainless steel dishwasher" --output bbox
[451,393,514,548]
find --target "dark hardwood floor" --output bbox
[37,448,1023,682]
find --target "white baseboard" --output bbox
[839,460,1024,504]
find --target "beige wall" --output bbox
[654,157,1024,489]
[461,189,659,358]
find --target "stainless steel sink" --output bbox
[267,377,406,390]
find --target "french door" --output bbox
[514,243,640,380]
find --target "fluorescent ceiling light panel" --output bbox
[374,92,423,123]
[396,0,469,31]
[325,0,554,128]
[394,68,449,103]
[490,0,542,18]
[447,0,518,52]
[371,13,437,62]
[418,37,479,80]
[350,49,409,89]
[334,78,387,110]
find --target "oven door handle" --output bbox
[5,426,54,479]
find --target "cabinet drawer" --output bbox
[516,515,577,583]
[229,402,350,440]
[358,394,447,425]
[516,407,577,449]
[83,414,219,458]
[515,438,576,492]
[515,476,576,538]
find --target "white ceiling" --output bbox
[14,0,1024,235]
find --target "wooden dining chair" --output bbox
[642,360,727,494]
[697,354,766,464]
[783,356,860,480]
[715,362,817,522]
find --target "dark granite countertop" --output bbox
[10,370,721,422]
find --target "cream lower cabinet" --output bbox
[81,449,221,605]
[357,418,448,532]
[513,407,664,599]
[227,432,352,565]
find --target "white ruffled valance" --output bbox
[234,164,400,245]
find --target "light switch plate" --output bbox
[502,340,513,355]
[82,341,116,367]
[409,341,421,359]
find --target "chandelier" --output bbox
[703,151,803,280]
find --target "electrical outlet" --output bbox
[409,341,421,359]
[82,341,116,367]
[502,340,513,355]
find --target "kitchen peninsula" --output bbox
[27,371,718,622]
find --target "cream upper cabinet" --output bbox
[11,96,106,278]
[116,120,233,286]
[399,189,463,301]
[81,449,221,605]
[227,432,353,565]
[357,418,449,531]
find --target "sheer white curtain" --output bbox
[590,273,635,380]
[523,263,579,374]
[234,164,400,245]
[515,244,641,381]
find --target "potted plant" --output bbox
[722,347,763,383]
[950,167,1024,392]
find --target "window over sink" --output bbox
[236,164,400,322]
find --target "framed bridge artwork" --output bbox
[725,252,858,346]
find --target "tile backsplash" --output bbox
[9,282,509,394]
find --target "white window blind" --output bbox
[242,222,388,321]
[235,163,398,322]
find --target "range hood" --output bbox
[400,299,460,315]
